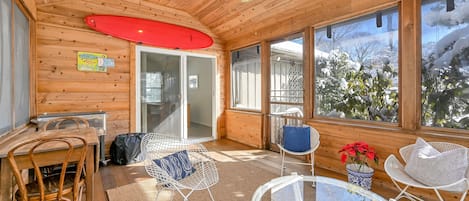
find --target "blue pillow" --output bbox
[153,150,196,180]
[283,126,311,152]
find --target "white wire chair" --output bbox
[141,133,219,201]
[278,125,320,177]
[384,142,469,201]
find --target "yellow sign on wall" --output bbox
[77,51,107,72]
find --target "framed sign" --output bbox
[77,51,107,72]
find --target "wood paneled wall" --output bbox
[223,0,469,200]
[34,0,226,153]
[310,121,469,200]
[225,110,263,148]
[19,0,37,19]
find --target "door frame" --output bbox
[135,45,218,140]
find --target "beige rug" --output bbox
[106,161,281,201]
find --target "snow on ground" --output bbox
[423,1,469,27]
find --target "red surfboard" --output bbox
[84,15,213,50]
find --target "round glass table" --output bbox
[252,173,387,201]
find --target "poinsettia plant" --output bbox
[339,141,379,171]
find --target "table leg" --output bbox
[0,158,13,201]
[86,145,95,201]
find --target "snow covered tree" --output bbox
[421,0,469,129]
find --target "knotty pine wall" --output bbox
[224,0,469,200]
[34,0,226,153]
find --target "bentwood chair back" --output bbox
[7,136,87,201]
[42,117,90,132]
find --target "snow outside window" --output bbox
[231,45,261,110]
[270,36,304,114]
[314,7,399,123]
[421,0,469,130]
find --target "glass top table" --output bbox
[252,173,387,201]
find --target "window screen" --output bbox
[0,0,12,134]
[14,4,30,127]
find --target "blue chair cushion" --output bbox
[283,126,311,152]
[153,150,196,180]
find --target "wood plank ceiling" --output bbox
[35,0,327,44]
[143,0,325,42]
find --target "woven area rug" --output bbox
[106,160,281,201]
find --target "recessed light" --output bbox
[138,30,143,33]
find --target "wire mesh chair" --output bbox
[141,133,219,201]
[384,142,469,201]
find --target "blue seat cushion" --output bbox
[153,150,196,181]
[283,126,311,152]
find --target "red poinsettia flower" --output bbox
[338,141,379,169]
[366,151,375,160]
[341,153,347,164]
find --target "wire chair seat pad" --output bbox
[144,157,218,190]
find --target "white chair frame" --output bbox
[384,142,469,201]
[277,125,320,177]
[141,133,219,201]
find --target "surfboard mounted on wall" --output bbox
[84,15,213,50]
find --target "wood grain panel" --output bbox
[19,0,37,19]
[225,110,263,148]
[37,70,130,82]
[225,0,397,49]
[400,0,420,130]
[37,92,129,104]
[34,0,225,156]
[309,120,469,201]
[37,81,129,93]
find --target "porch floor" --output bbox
[94,139,399,201]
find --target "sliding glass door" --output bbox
[187,56,215,140]
[136,46,217,141]
[139,52,181,138]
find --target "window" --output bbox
[0,0,12,134]
[270,35,304,114]
[231,45,261,110]
[421,0,469,130]
[0,1,30,135]
[314,7,399,123]
[143,72,162,103]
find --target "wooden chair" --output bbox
[42,117,89,132]
[41,117,90,176]
[7,136,87,201]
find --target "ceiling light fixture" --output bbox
[138,29,143,33]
